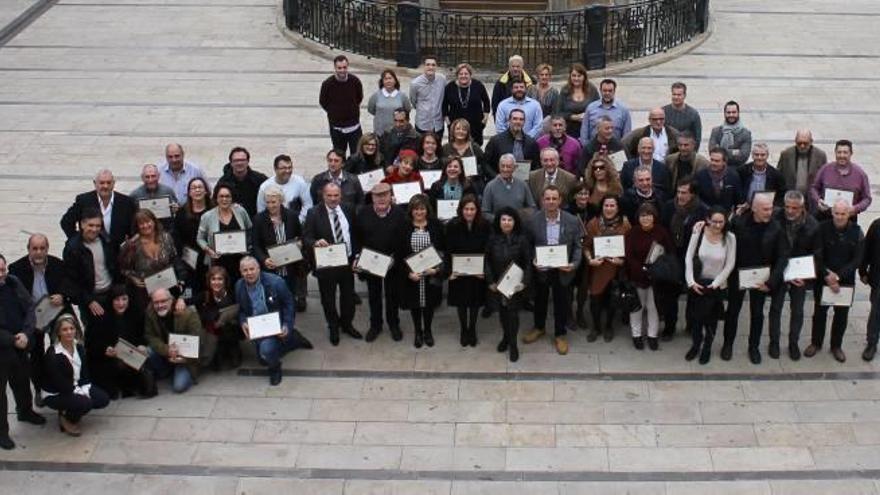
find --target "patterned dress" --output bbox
[410,228,432,308]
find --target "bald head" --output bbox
[795,129,813,153]
[165,143,185,171]
[648,108,666,132]
[751,192,774,223]
[27,233,49,265]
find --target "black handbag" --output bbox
[647,253,683,286]
[611,278,642,314]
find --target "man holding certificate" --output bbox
[304,182,361,346]
[144,288,209,393]
[235,257,308,385]
[522,186,584,355]
[805,201,864,363]
[809,139,872,221]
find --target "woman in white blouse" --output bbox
[684,206,736,364]
[42,315,110,436]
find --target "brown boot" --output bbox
[59,414,81,437]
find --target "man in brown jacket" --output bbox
[666,132,708,187]
[776,129,827,202]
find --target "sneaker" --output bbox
[522,328,546,344]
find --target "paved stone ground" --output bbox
[2,0,880,493]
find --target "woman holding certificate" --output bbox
[445,194,490,346]
[119,209,183,313]
[253,185,305,298]
[427,157,477,215]
[441,119,486,172]
[197,184,253,286]
[397,194,446,348]
[174,177,213,295]
[583,195,630,342]
[623,203,674,350]
[683,207,736,364]
[583,156,623,218]
[42,315,110,436]
[485,207,533,362]
[196,266,243,370]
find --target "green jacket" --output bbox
[144,307,214,373]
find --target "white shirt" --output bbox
[327,205,352,256]
[256,174,313,223]
[98,192,114,235]
[651,127,669,161]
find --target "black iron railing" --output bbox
[284,0,709,70]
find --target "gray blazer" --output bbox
[776,144,828,193]
[709,125,752,167]
[196,204,253,252]
[528,209,584,286]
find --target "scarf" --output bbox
[599,214,622,235]
[719,120,744,150]
[670,197,699,247]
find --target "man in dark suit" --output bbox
[622,166,665,223]
[310,149,365,210]
[303,182,361,345]
[60,169,137,247]
[9,233,72,403]
[484,108,540,179]
[738,143,786,207]
[620,137,671,194]
[694,147,745,213]
[622,107,680,160]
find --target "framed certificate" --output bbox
[593,235,625,258]
[462,156,479,177]
[452,254,484,276]
[314,243,349,269]
[168,333,199,359]
[139,196,172,219]
[738,266,770,289]
[608,151,627,171]
[144,266,178,296]
[514,161,531,181]
[406,245,443,273]
[357,248,393,278]
[497,263,524,299]
[535,245,569,268]
[820,286,854,307]
[247,312,283,340]
[784,256,816,282]
[181,246,199,270]
[358,169,385,192]
[114,339,148,370]
[217,304,240,326]
[268,241,303,267]
[823,188,854,207]
[436,199,458,221]
[392,181,423,204]
[420,170,442,187]
[213,230,247,255]
[34,296,63,329]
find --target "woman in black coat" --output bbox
[396,194,446,348]
[445,194,490,346]
[252,185,305,297]
[196,266,244,370]
[345,133,385,174]
[484,207,533,362]
[427,156,478,215]
[43,315,110,436]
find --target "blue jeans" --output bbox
[147,350,194,393]
[253,332,296,370]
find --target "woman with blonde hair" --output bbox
[555,63,599,138]
[583,155,623,218]
[526,63,560,118]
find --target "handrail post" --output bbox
[583,5,608,70]
[696,0,709,33]
[397,1,421,68]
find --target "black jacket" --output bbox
[622,187,665,224]
[217,165,269,217]
[252,207,304,270]
[484,231,533,308]
[661,199,708,256]
[354,204,407,256]
[773,210,821,259]
[444,218,490,307]
[42,343,91,396]
[483,131,540,179]
[737,163,787,206]
[860,218,880,289]
[396,219,446,310]
[59,191,137,247]
[729,214,790,291]
[694,167,745,213]
[303,203,359,267]
[816,220,864,286]
[0,274,35,358]
[62,233,120,307]
[309,171,364,209]
[9,255,72,307]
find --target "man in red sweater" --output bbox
[319,55,363,158]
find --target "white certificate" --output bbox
[824,188,854,208]
[168,333,199,359]
[784,256,816,282]
[593,235,625,258]
[34,296,63,329]
[139,196,172,219]
[436,199,458,221]
[535,245,569,268]
[213,230,247,255]
[144,266,178,296]
[247,312,283,340]
[357,248,393,278]
[497,263,524,299]
[314,243,349,269]
[820,286,854,307]
[452,254,484,276]
[358,169,385,192]
[738,266,770,289]
[181,246,199,270]
[462,156,479,176]
[114,339,147,371]
[393,181,423,204]
[514,161,531,181]
[268,241,303,267]
[406,245,443,273]
[420,170,442,187]
[608,151,627,171]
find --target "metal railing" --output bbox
[284,0,709,70]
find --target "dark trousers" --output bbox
[366,273,400,330]
[295,272,308,300]
[868,287,880,347]
[655,282,682,333]
[416,126,444,142]
[329,125,362,158]
[499,305,519,342]
[457,306,479,333]
[29,328,45,392]
[769,283,811,347]
[410,307,435,333]
[687,290,721,350]
[43,385,110,423]
[724,287,770,349]
[316,267,355,331]
[811,287,849,350]
[0,351,33,434]
[533,272,571,336]
[590,290,614,330]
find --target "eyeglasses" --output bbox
[593,166,606,171]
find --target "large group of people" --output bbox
[1,53,878,451]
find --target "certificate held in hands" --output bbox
[784,256,816,282]
[593,235,625,258]
[114,339,148,370]
[358,169,385,192]
[462,156,479,176]
[823,188,854,208]
[436,200,458,221]
[268,241,303,267]
[357,248,393,278]
[314,243,349,269]
[393,181,423,205]
[497,263,524,299]
[535,245,569,268]
[144,266,178,296]
[452,254,484,276]
[247,312,283,340]
[168,333,199,359]
[34,296,63,329]
[820,286,854,306]
[213,230,247,255]
[138,196,172,219]
[406,246,442,274]
[738,266,770,289]
[421,170,442,188]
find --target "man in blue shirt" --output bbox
[495,78,543,139]
[580,79,632,146]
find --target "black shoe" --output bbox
[295,297,307,312]
[481,306,494,319]
[269,367,282,386]
[424,329,435,347]
[661,328,674,342]
[633,336,644,350]
[748,348,762,365]
[468,327,478,347]
[720,343,733,361]
[389,326,403,342]
[17,410,46,426]
[353,293,362,305]
[586,330,600,343]
[329,327,340,346]
[509,344,519,362]
[342,326,363,340]
[863,344,877,362]
[460,330,468,347]
[768,341,780,359]
[414,330,424,349]
[789,344,801,361]
[685,345,699,361]
[365,327,382,342]
[497,339,509,353]
[576,312,588,330]
[603,325,614,342]
[647,337,659,351]
[0,434,14,450]
[699,344,712,365]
